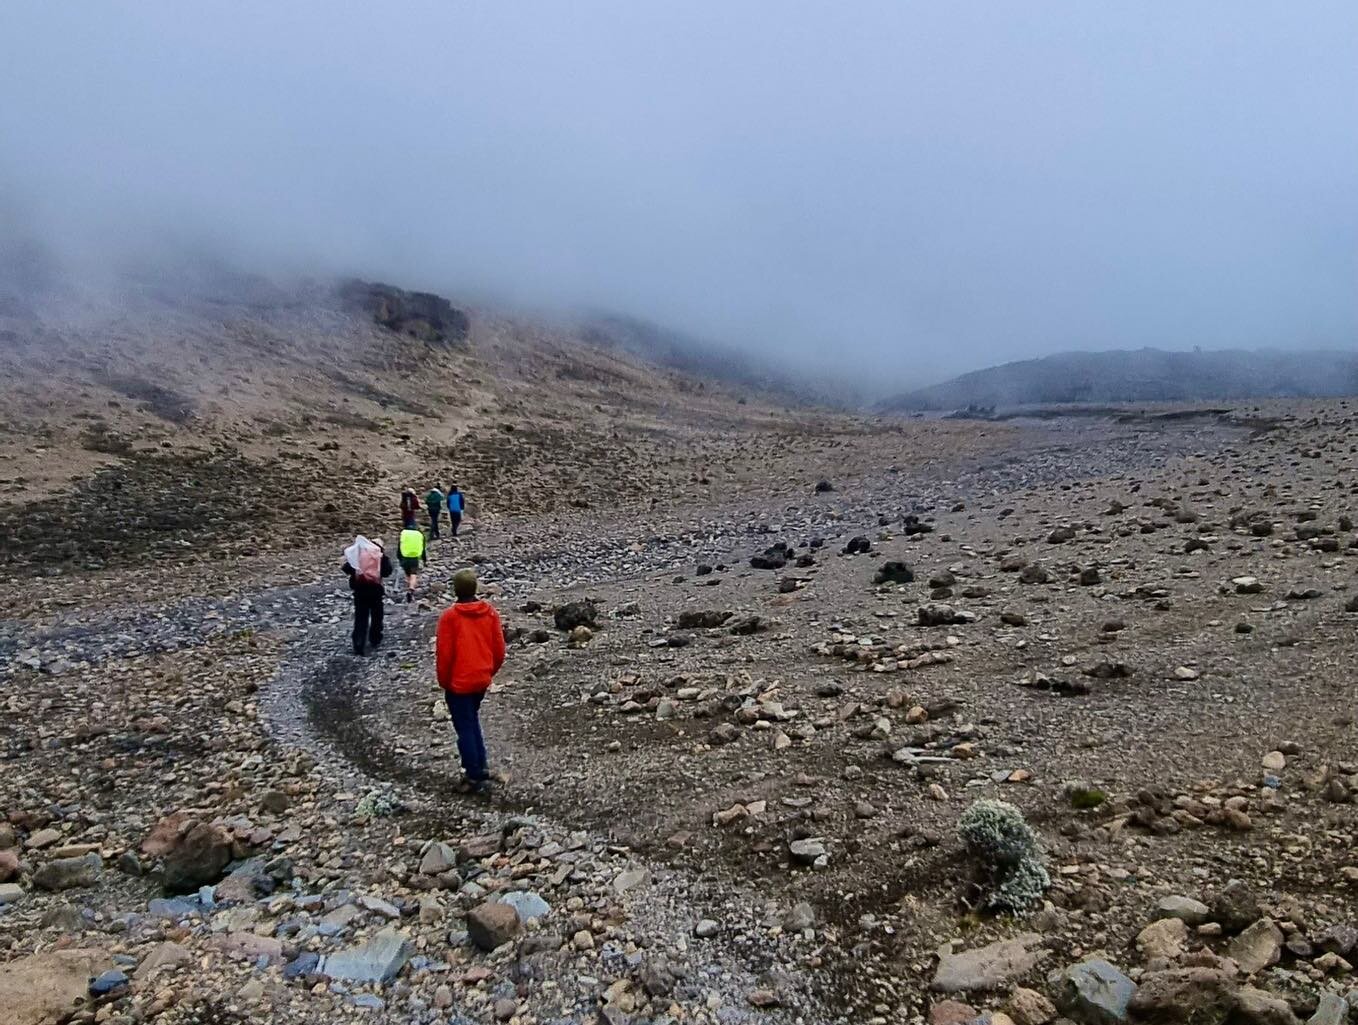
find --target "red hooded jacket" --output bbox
[435,600,506,694]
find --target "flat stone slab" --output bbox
[932,933,1046,993]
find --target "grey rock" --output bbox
[1153,895,1210,927]
[32,852,102,892]
[1050,959,1136,1024]
[319,927,413,983]
[499,891,550,922]
[932,933,1045,993]
[419,842,457,876]
[788,838,827,867]
[612,868,648,894]
[783,901,816,932]
[89,969,129,996]
[1307,993,1348,1025]
[283,952,321,981]
[1234,986,1301,1025]
[1229,919,1283,975]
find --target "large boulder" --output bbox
[0,948,106,1025]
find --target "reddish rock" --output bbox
[930,999,980,1025]
[140,812,191,858]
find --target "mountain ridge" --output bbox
[881,346,1358,411]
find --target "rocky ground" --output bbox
[3,326,1358,1025]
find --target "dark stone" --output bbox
[677,610,731,630]
[728,615,770,636]
[161,821,232,895]
[553,601,598,631]
[1211,879,1262,934]
[874,562,915,585]
[284,952,322,981]
[901,515,933,536]
[339,280,470,346]
[89,969,130,997]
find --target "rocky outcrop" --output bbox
[339,280,469,346]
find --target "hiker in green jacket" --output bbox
[425,485,445,539]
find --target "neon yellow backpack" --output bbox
[399,528,424,560]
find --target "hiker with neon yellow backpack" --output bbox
[398,523,427,603]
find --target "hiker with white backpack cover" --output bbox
[342,535,392,655]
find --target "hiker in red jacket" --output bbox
[399,488,420,529]
[435,568,506,791]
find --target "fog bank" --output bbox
[2,2,1356,391]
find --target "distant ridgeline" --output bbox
[339,279,470,347]
[881,348,1358,412]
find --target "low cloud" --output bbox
[2,1,1355,392]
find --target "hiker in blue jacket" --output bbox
[446,484,465,537]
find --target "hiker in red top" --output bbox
[399,488,420,529]
[435,568,507,791]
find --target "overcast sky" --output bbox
[2,2,1355,387]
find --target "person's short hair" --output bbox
[452,568,478,599]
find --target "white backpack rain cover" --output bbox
[345,535,383,585]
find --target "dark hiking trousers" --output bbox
[352,590,384,654]
[449,512,462,537]
[428,508,441,538]
[445,690,488,781]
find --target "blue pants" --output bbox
[445,691,488,782]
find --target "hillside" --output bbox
[0,272,758,568]
[0,269,998,592]
[881,347,1358,412]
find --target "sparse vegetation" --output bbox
[957,799,1051,913]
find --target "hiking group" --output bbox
[342,484,506,793]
